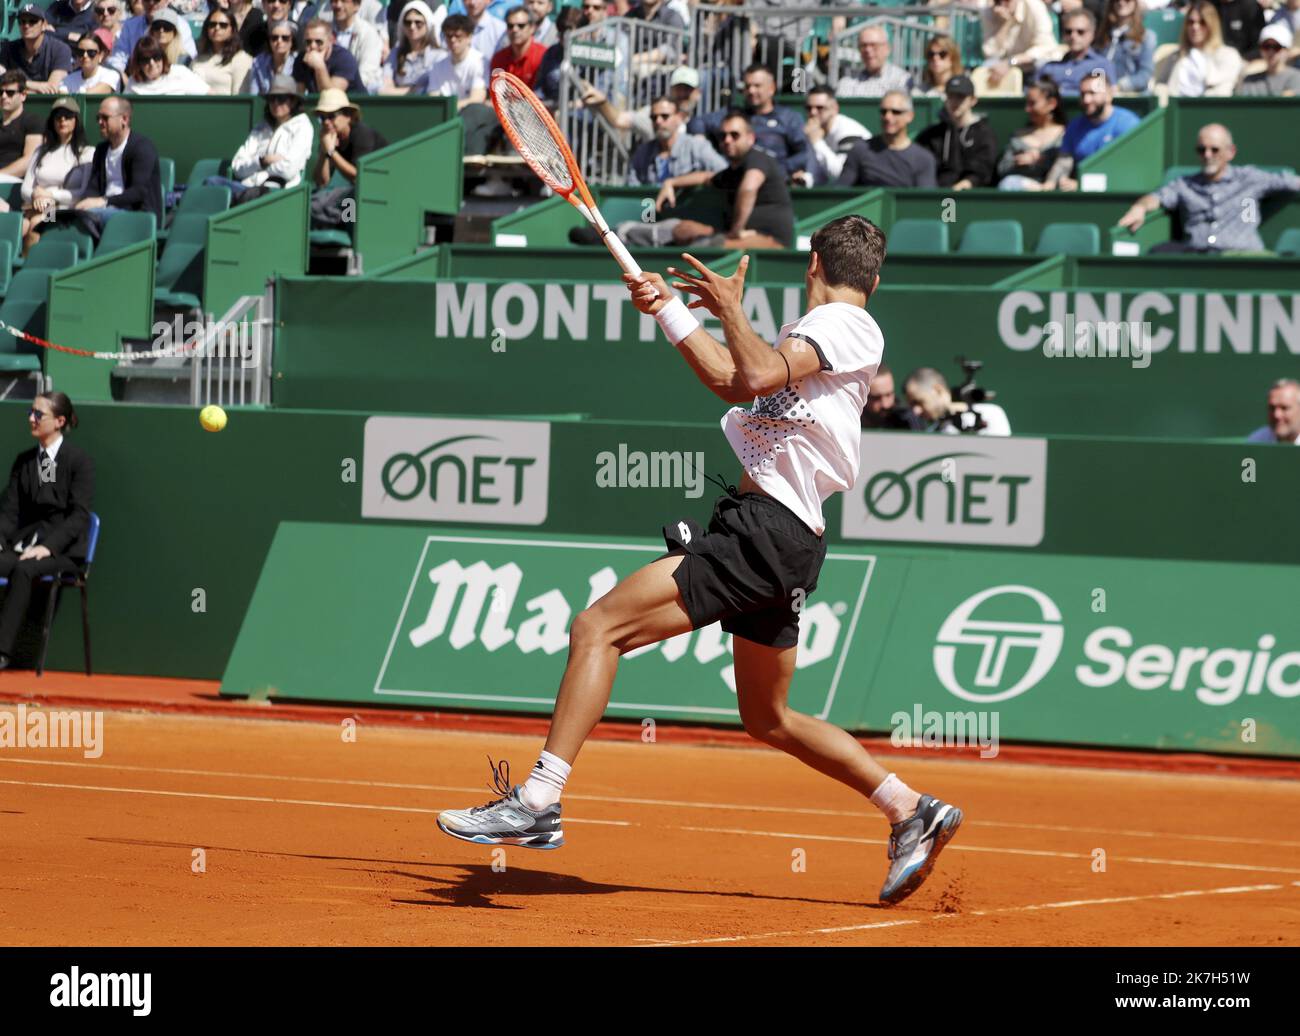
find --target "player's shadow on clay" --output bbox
[383,864,880,911]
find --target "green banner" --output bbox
[223,522,878,727]
[275,275,1300,439]
[222,523,1299,756]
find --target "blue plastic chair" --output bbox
[0,511,102,676]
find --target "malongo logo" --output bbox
[374,536,875,718]
[362,417,550,525]
[936,585,1300,706]
[843,437,1047,546]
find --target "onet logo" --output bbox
[381,435,536,505]
[933,585,1064,703]
[864,452,1032,525]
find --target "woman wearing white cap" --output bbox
[1237,21,1300,95]
[20,97,95,251]
[380,1,444,94]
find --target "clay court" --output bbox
[2,678,1298,948]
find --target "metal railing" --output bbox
[557,16,690,187]
[560,3,984,186]
[189,284,274,408]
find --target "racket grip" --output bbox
[601,227,643,279]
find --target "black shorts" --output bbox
[663,490,827,649]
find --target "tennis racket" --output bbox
[489,69,642,279]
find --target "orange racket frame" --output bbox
[489,69,643,278]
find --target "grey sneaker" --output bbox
[879,794,963,906]
[437,758,565,850]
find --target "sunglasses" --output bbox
[29,409,50,421]
[208,21,232,28]
[1261,41,1282,50]
[269,33,293,41]
[880,107,907,115]
[268,94,293,103]
[507,21,530,28]
[927,50,948,59]
[0,88,22,97]
[18,17,41,26]
[805,103,827,111]
[720,130,744,138]
[53,110,77,120]
[650,111,676,120]
[1196,145,1222,154]
[144,55,163,64]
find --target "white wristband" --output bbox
[654,296,700,345]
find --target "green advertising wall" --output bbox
[8,400,1294,687]
[273,275,1300,439]
[222,522,1300,757]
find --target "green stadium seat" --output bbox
[958,219,1024,255]
[0,240,11,296]
[34,223,94,263]
[1275,228,1300,257]
[1144,9,1184,48]
[97,211,157,255]
[310,229,354,248]
[154,213,208,309]
[0,211,19,272]
[887,218,950,254]
[185,158,228,187]
[159,156,175,215]
[1035,222,1101,256]
[23,238,80,272]
[0,268,51,372]
[177,184,232,216]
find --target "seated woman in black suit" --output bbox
[0,392,96,671]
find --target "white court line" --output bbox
[0,779,628,826]
[638,882,1293,947]
[676,825,1300,875]
[1,774,1291,876]
[4,757,1298,850]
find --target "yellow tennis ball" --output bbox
[199,405,227,433]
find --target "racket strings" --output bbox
[492,78,574,193]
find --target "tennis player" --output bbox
[438,215,963,905]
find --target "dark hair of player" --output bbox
[809,214,886,301]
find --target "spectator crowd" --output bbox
[0,0,1295,244]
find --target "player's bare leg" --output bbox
[731,635,963,905]
[542,553,694,763]
[436,554,694,849]
[731,635,892,796]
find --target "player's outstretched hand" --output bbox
[668,253,749,319]
[623,271,671,316]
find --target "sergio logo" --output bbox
[843,436,1047,546]
[362,417,550,525]
[934,585,1064,702]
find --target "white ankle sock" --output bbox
[520,750,571,810]
[870,773,921,825]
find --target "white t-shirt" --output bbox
[422,48,485,100]
[62,66,122,94]
[105,135,128,198]
[722,302,884,535]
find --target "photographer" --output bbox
[904,365,1011,436]
[861,363,923,430]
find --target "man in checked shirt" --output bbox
[1118,123,1300,254]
